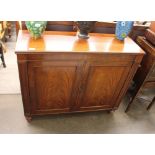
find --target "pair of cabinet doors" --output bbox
[28,59,132,115]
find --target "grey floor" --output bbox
[0,93,155,134]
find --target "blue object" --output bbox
[115,21,134,41]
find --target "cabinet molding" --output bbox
[15,30,144,120]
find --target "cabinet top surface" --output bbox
[15,30,144,54]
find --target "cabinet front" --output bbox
[28,61,82,115]
[79,61,132,111]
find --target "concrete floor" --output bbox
[0,93,155,133]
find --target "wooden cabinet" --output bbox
[15,30,144,120]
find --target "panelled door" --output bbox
[28,60,83,115]
[79,60,133,111]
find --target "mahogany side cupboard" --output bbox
[15,30,144,121]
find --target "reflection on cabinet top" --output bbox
[16,30,144,54]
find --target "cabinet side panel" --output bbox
[114,55,144,108]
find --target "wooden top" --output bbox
[15,30,145,54]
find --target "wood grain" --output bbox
[28,61,81,114]
[16,30,144,54]
[80,62,132,110]
[15,30,144,119]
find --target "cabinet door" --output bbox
[28,61,83,115]
[79,61,132,111]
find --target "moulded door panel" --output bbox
[28,60,83,115]
[79,61,132,111]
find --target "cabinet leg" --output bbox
[125,97,135,112]
[147,97,155,111]
[5,37,7,42]
[25,116,32,122]
[1,53,6,68]
[125,101,132,112]
[107,110,115,113]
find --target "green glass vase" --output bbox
[25,21,47,39]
